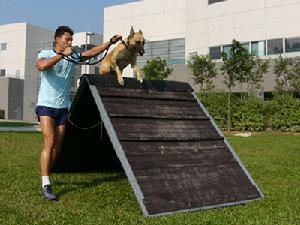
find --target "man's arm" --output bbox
[36,55,63,71]
[81,35,122,59]
[36,47,72,71]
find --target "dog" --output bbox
[99,27,145,85]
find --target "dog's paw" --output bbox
[118,78,124,86]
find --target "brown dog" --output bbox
[99,27,145,85]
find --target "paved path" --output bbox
[0,126,41,132]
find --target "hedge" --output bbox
[198,92,300,132]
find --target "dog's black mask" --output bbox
[136,40,145,56]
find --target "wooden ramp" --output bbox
[53,73,263,217]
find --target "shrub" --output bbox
[198,92,300,132]
[142,57,173,80]
[232,97,265,131]
[266,93,300,132]
[199,92,236,130]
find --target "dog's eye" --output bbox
[136,41,141,44]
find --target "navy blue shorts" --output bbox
[35,106,69,126]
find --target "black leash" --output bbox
[53,48,108,65]
[53,36,128,66]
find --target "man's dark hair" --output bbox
[54,26,74,39]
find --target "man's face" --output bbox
[56,32,73,50]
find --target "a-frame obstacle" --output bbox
[53,73,263,217]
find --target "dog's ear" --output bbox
[129,26,134,35]
[128,26,135,39]
[139,29,143,34]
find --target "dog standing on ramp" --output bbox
[99,27,145,85]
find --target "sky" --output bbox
[0,0,139,34]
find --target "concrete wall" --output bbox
[8,78,24,119]
[0,23,27,79]
[0,77,23,120]
[0,78,9,119]
[104,0,186,41]
[186,0,300,56]
[24,24,53,121]
[104,0,186,77]
[169,59,278,94]
[103,0,300,92]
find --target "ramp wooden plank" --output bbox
[102,97,207,119]
[111,118,222,141]
[121,140,226,156]
[135,163,260,214]
[121,141,233,170]
[97,86,196,101]
[87,74,194,92]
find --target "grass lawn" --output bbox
[0,132,300,225]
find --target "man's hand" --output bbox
[110,35,122,45]
[81,35,122,59]
[61,47,73,56]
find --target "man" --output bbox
[35,26,121,201]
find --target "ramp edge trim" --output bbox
[88,84,149,217]
[192,92,264,199]
[146,197,262,217]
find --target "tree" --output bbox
[142,57,173,80]
[247,58,270,96]
[221,39,254,131]
[187,54,217,92]
[274,55,293,93]
[289,56,300,93]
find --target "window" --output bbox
[170,45,184,53]
[152,40,169,48]
[137,38,185,66]
[223,45,232,58]
[0,69,5,77]
[267,39,283,55]
[152,47,168,55]
[170,39,185,46]
[241,43,250,52]
[209,46,221,59]
[251,41,266,56]
[168,58,185,65]
[169,52,185,59]
[285,37,300,53]
[94,67,99,74]
[208,0,226,4]
[1,43,7,51]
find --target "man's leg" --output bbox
[40,116,55,176]
[39,116,57,200]
[49,125,66,170]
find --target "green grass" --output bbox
[0,132,300,225]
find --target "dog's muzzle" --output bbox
[138,49,145,56]
[136,45,145,56]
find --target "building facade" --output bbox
[0,23,102,121]
[0,77,24,120]
[104,0,300,91]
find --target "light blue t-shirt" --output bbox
[37,50,80,109]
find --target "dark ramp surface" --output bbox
[52,73,263,217]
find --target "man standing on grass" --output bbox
[35,25,121,201]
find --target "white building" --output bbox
[0,22,102,121]
[104,0,300,90]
